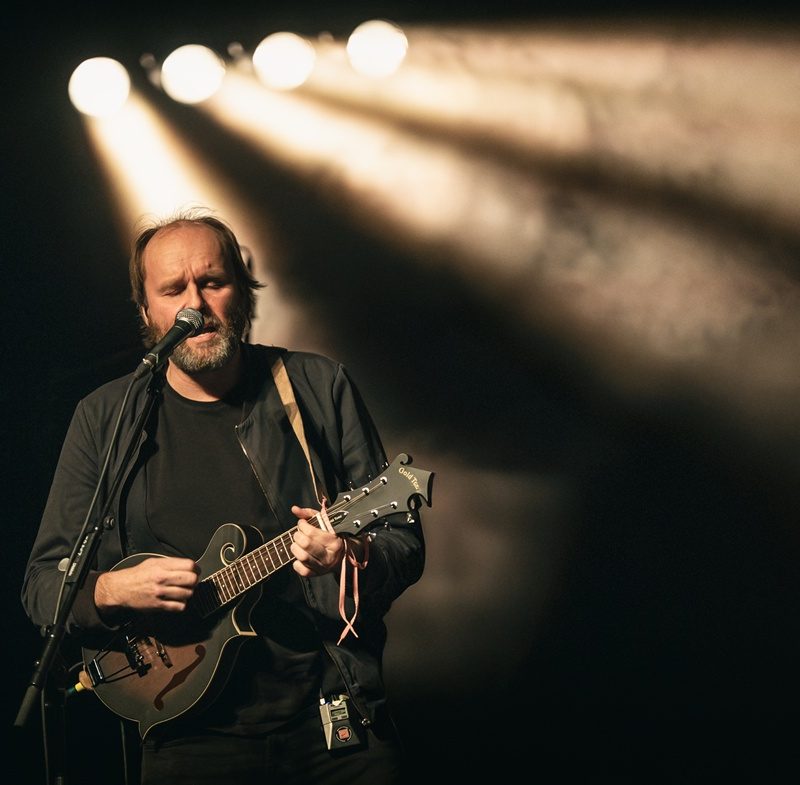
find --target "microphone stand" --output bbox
[14,368,164,784]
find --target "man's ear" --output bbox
[140,305,150,326]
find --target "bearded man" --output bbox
[21,210,426,785]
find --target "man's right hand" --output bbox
[94,557,200,618]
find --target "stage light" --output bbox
[252,32,316,90]
[346,20,408,78]
[160,44,226,104]
[68,57,130,117]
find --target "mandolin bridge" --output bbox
[123,634,175,677]
[154,639,172,668]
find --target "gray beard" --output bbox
[146,311,245,374]
[171,324,239,373]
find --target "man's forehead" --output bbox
[143,225,225,274]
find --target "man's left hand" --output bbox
[290,505,346,577]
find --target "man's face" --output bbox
[141,223,245,374]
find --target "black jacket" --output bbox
[21,343,425,725]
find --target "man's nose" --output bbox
[182,283,205,312]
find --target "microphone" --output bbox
[134,307,204,378]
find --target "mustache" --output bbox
[199,313,222,332]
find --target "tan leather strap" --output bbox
[272,353,366,644]
[270,354,323,504]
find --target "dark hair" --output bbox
[129,208,264,327]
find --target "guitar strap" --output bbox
[269,353,324,506]
[270,353,368,644]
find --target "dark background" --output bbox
[4,2,800,783]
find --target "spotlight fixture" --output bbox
[252,32,316,90]
[346,20,408,78]
[160,44,226,104]
[68,57,131,117]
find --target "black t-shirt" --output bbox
[144,380,324,736]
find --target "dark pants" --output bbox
[140,705,407,785]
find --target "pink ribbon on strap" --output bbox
[318,501,369,645]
